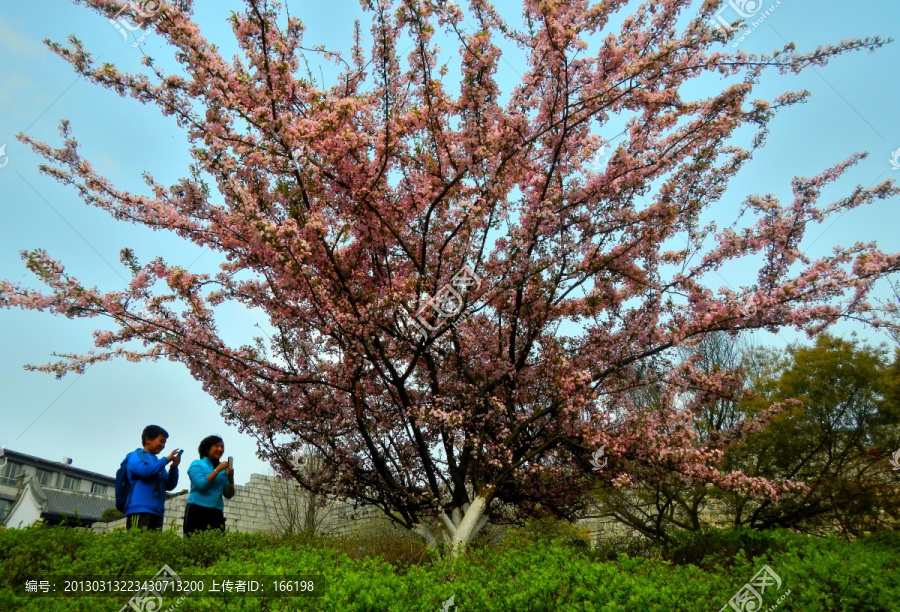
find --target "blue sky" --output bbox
[0,0,898,484]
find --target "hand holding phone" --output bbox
[226,456,235,484]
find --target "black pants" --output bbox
[126,513,164,531]
[183,503,226,536]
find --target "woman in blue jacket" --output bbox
[184,435,235,535]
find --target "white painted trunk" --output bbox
[443,494,491,558]
[412,494,491,558]
[412,523,439,550]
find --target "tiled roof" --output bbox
[15,477,115,523]
[41,489,116,522]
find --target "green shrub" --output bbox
[590,532,664,562]
[507,516,593,549]
[323,525,430,571]
[861,529,900,552]
[2,525,898,610]
[661,527,791,569]
[100,509,125,523]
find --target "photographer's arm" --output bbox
[189,463,220,490]
[127,452,167,479]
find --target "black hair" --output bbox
[141,425,169,445]
[198,435,224,467]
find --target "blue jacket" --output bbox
[124,449,179,517]
[187,458,233,510]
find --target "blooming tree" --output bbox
[3,0,899,555]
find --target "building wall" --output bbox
[93,474,390,536]
[575,509,732,543]
[0,451,115,503]
[0,450,116,525]
[3,485,44,529]
[0,462,24,507]
[91,473,733,544]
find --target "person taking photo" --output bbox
[124,424,181,531]
[184,435,235,535]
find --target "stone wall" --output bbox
[575,509,731,544]
[92,473,390,536]
[92,473,732,544]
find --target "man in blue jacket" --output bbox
[124,424,182,530]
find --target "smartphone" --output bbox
[227,456,233,469]
[176,449,184,457]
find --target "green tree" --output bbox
[721,334,900,536]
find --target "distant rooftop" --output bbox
[39,487,116,522]
[2,448,116,484]
[5,475,116,526]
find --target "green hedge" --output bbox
[0,525,896,611]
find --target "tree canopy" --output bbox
[2,0,899,554]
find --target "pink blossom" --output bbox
[2,0,896,546]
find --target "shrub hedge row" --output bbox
[0,524,896,611]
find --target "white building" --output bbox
[0,448,117,528]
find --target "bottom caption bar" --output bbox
[16,575,324,597]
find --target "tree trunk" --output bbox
[442,494,490,558]
[412,493,491,559]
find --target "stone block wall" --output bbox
[91,473,733,545]
[92,473,389,536]
[575,509,732,544]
